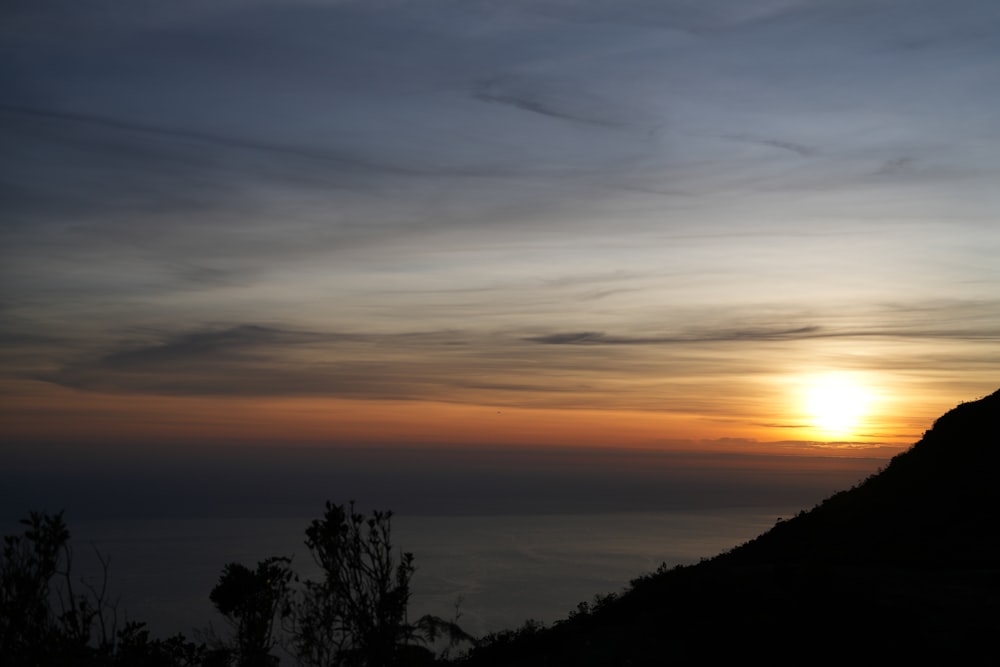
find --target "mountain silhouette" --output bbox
[463,389,1000,665]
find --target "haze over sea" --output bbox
[3,441,883,641]
[61,509,794,641]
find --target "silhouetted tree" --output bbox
[0,510,123,663]
[210,556,292,667]
[2,511,209,666]
[1,511,69,661]
[284,501,434,667]
[2,505,471,666]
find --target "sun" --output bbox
[802,373,872,438]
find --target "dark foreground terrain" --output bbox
[462,389,1000,665]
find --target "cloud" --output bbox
[527,326,1000,345]
[875,156,916,175]
[99,325,350,366]
[39,321,814,401]
[472,77,628,129]
[0,104,422,176]
[526,327,823,345]
[721,134,818,157]
[478,0,813,33]
[46,324,416,398]
[31,293,1000,403]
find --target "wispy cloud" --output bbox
[721,134,818,157]
[98,325,351,366]
[526,322,1000,346]
[526,327,822,345]
[875,156,916,175]
[0,105,407,173]
[45,324,531,400]
[472,77,628,129]
[39,299,1000,406]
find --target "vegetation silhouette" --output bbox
[0,510,207,666]
[1,502,470,666]
[3,389,998,664]
[281,500,470,667]
[210,556,292,666]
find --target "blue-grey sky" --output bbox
[2,0,999,467]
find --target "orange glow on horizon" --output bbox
[0,375,941,459]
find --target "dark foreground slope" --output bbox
[462,389,1000,665]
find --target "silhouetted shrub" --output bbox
[1,511,207,666]
[210,556,292,666]
[283,500,470,667]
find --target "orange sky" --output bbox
[2,369,984,458]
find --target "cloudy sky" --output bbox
[2,0,999,509]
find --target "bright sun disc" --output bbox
[803,374,871,437]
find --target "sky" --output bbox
[2,0,1000,517]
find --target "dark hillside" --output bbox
[462,389,1000,665]
[724,387,1000,568]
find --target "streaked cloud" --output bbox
[720,134,818,158]
[472,77,637,130]
[525,327,822,345]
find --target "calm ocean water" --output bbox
[64,508,795,641]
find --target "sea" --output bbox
[60,508,797,643]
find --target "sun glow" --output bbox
[802,373,873,439]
